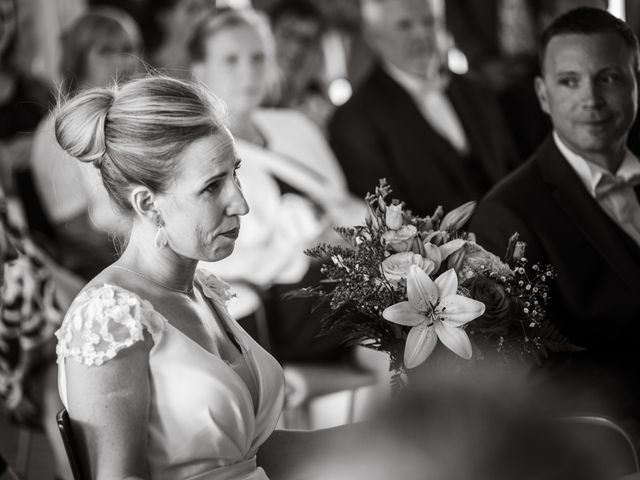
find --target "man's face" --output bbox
[536,33,638,166]
[364,0,443,79]
[273,14,322,77]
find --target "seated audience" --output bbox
[0,0,52,195]
[190,8,365,361]
[265,0,334,129]
[137,0,211,79]
[329,0,519,217]
[471,8,640,428]
[1,186,82,480]
[30,8,142,280]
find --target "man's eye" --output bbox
[558,77,578,87]
[601,73,622,84]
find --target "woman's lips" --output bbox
[220,227,240,239]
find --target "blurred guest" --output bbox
[265,0,334,129]
[0,186,82,480]
[30,8,141,280]
[471,8,640,426]
[190,8,365,361]
[445,0,541,92]
[325,365,632,480]
[138,0,211,79]
[0,0,52,194]
[329,0,518,216]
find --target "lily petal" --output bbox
[434,320,473,359]
[383,302,426,326]
[405,323,438,368]
[407,265,438,312]
[439,239,465,260]
[435,269,458,299]
[438,294,486,326]
[423,242,442,271]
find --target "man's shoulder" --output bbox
[483,145,551,207]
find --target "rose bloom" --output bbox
[381,252,435,284]
[382,225,417,252]
[463,276,513,335]
[385,204,404,230]
[449,242,513,280]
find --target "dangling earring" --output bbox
[154,218,168,248]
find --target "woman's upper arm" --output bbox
[57,286,165,480]
[65,337,152,480]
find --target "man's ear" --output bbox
[534,76,551,115]
[130,186,158,222]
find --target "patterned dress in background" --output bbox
[0,193,64,412]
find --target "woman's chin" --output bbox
[202,242,236,263]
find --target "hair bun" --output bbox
[54,87,116,168]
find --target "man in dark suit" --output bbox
[328,0,518,216]
[471,8,640,419]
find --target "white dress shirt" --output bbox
[553,131,640,247]
[384,61,469,154]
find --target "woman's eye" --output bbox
[205,182,220,194]
[224,55,238,66]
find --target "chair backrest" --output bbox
[556,415,640,478]
[56,408,85,480]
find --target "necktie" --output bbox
[595,173,640,225]
[595,173,640,199]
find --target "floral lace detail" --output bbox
[55,285,167,367]
[195,270,236,307]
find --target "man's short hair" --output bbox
[539,7,640,72]
[268,0,326,33]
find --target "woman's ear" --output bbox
[130,186,158,222]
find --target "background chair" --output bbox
[556,415,639,479]
[55,408,84,480]
[0,449,23,480]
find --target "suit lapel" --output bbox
[538,138,640,293]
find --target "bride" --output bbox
[54,76,357,480]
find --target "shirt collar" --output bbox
[383,60,449,97]
[552,131,640,197]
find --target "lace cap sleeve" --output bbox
[55,284,167,367]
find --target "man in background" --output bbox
[329,0,518,216]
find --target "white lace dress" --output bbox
[56,271,285,480]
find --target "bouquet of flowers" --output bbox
[294,180,579,381]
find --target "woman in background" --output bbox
[137,0,211,79]
[30,7,142,280]
[190,8,365,362]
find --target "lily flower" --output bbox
[439,201,476,231]
[382,265,485,368]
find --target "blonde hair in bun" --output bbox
[55,87,115,168]
[54,76,228,214]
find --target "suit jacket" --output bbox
[328,64,518,216]
[471,138,640,414]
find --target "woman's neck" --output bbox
[117,225,197,294]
